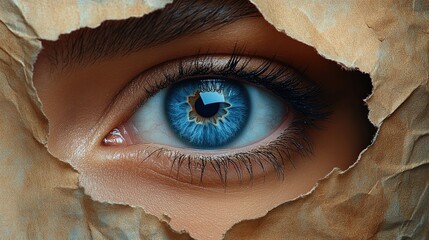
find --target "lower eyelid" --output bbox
[97,116,313,187]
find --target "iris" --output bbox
[165,79,250,148]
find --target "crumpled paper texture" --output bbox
[0,0,427,239]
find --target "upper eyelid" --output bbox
[162,54,331,121]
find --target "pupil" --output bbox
[195,97,220,118]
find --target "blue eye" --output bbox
[127,77,287,150]
[103,55,330,184]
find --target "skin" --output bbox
[33,11,374,240]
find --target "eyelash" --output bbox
[106,50,331,186]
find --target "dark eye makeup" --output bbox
[98,49,331,187]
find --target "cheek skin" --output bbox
[76,108,363,240]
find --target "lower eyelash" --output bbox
[139,119,313,187]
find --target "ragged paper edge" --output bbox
[0,1,427,239]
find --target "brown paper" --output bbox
[0,0,427,239]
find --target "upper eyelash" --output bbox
[145,50,331,123]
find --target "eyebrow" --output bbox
[43,0,260,68]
